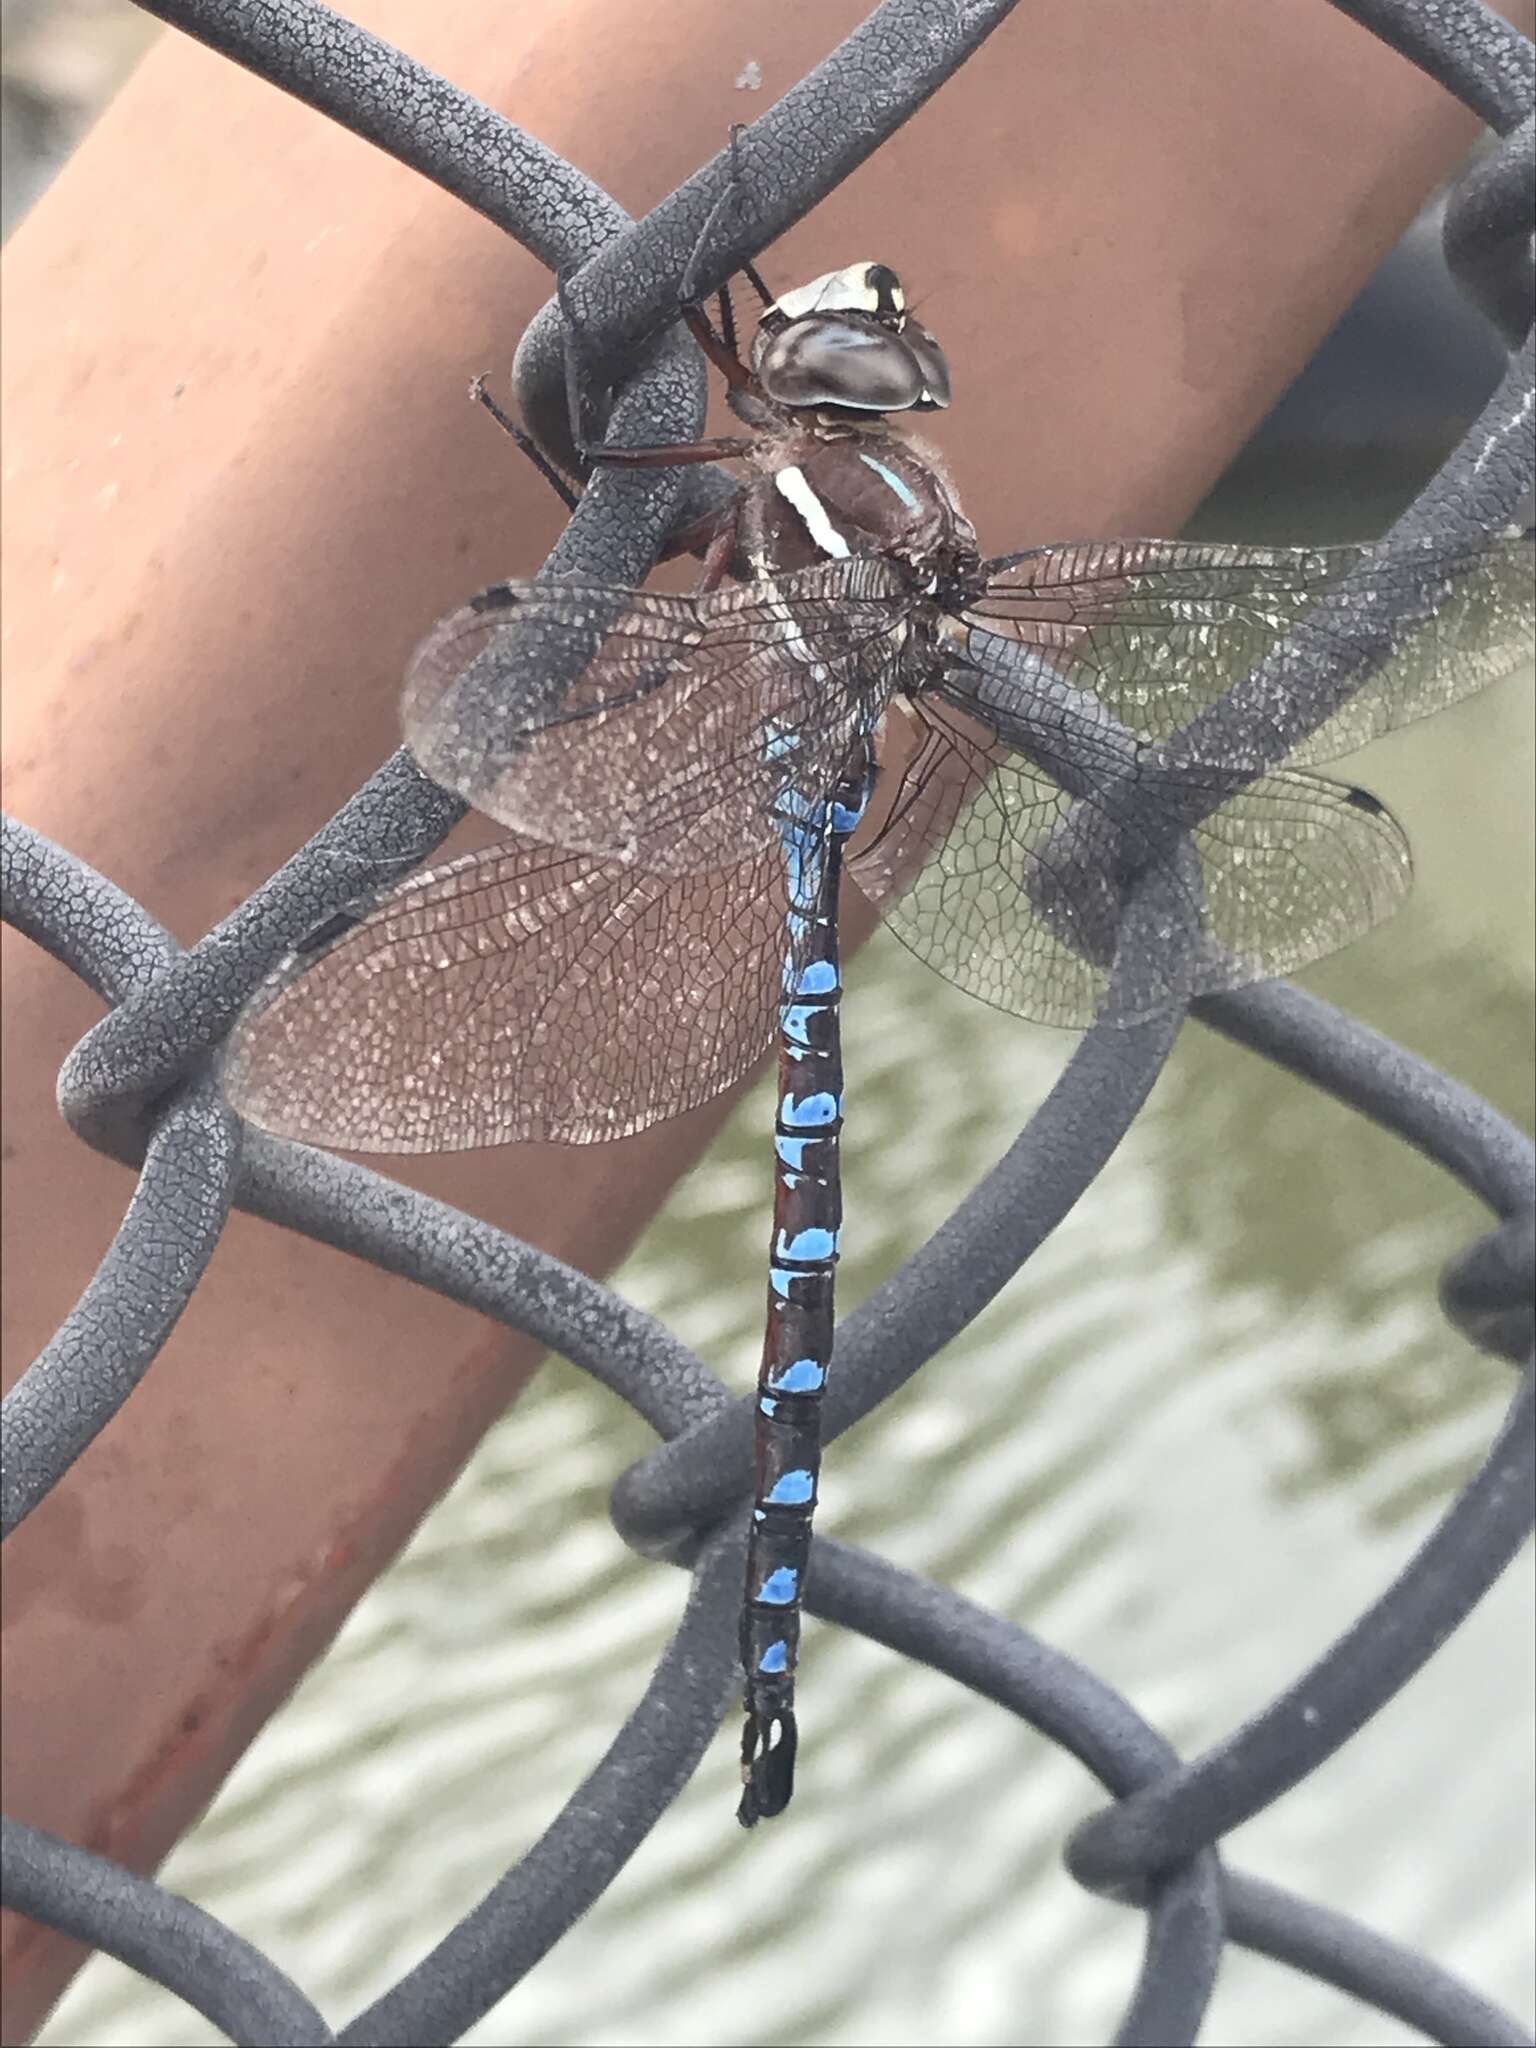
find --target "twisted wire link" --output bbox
[3,0,1533,2043]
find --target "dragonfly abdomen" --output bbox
[738,773,865,1825]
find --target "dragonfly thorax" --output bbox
[740,427,978,581]
[752,261,951,418]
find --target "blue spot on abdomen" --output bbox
[765,1469,815,1507]
[776,1226,838,1263]
[781,1002,816,1046]
[756,1566,799,1606]
[769,1358,826,1395]
[795,959,839,996]
[781,1091,839,1129]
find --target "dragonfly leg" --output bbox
[679,222,750,399]
[680,122,773,328]
[678,129,779,415]
[554,266,757,470]
[739,256,775,308]
[683,302,755,397]
[680,124,748,304]
[586,434,760,468]
[693,517,741,594]
[557,130,777,470]
[552,262,628,472]
[468,373,581,511]
[713,278,739,370]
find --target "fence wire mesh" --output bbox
[2,0,1534,2043]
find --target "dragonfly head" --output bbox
[752,262,951,418]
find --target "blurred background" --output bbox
[6,5,1533,2044]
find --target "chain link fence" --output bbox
[3,0,1534,2042]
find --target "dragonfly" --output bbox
[225,257,1533,1828]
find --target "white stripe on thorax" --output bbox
[773,465,850,560]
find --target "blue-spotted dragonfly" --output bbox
[225,259,1534,1827]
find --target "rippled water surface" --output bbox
[42,654,1533,2046]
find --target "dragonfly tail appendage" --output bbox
[738,1704,799,1828]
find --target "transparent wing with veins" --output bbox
[401,555,919,873]
[851,529,1532,1025]
[229,556,919,1149]
[229,527,1531,1144]
[223,834,808,1150]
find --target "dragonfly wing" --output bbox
[850,692,1411,1029]
[223,834,795,1151]
[402,557,914,874]
[850,696,1159,1027]
[967,530,1532,770]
